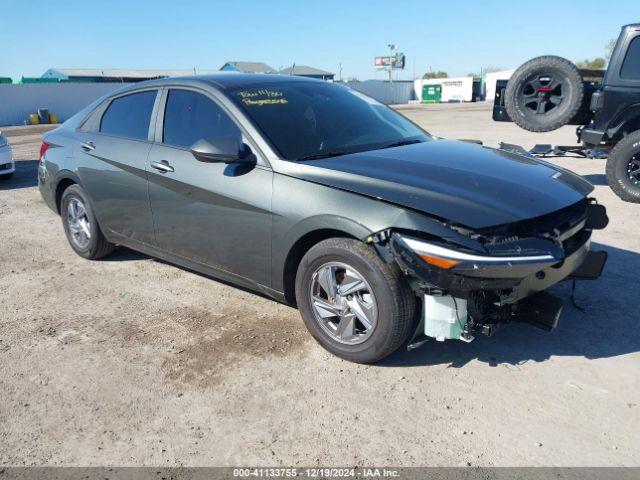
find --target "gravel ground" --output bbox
[0,103,638,467]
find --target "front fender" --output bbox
[270,171,488,293]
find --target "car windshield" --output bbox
[228,81,430,160]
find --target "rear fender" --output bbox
[606,103,640,142]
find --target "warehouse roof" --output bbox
[279,65,334,76]
[42,68,220,79]
[220,62,277,74]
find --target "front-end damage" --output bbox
[367,199,609,347]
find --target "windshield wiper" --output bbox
[380,139,423,150]
[297,151,349,161]
[298,139,423,160]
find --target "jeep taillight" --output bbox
[39,141,51,161]
[590,90,605,112]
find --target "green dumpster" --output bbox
[422,84,442,103]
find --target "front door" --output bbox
[147,88,272,287]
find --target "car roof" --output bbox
[118,73,324,93]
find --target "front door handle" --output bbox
[150,160,174,173]
[81,141,95,152]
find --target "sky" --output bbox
[1,0,637,81]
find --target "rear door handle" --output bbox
[81,141,95,152]
[150,160,174,173]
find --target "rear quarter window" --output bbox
[100,91,157,140]
[621,36,640,80]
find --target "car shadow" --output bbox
[0,159,39,190]
[583,173,608,186]
[380,242,640,368]
[101,247,150,262]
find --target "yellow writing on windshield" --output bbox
[238,89,288,106]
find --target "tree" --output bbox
[605,38,617,60]
[575,57,606,69]
[422,71,448,79]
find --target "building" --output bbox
[344,80,416,105]
[484,69,516,102]
[414,76,481,103]
[41,68,218,83]
[279,65,335,81]
[219,61,276,74]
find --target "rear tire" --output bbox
[295,238,417,363]
[606,131,640,203]
[60,184,115,259]
[0,172,13,180]
[505,56,584,132]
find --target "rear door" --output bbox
[146,88,273,286]
[76,89,159,244]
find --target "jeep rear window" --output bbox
[621,36,640,80]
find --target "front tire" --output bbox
[295,238,417,363]
[60,184,115,259]
[606,130,640,203]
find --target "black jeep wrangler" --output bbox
[493,23,640,203]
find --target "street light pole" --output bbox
[387,43,396,83]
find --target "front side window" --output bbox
[163,90,241,149]
[228,81,430,160]
[100,91,157,140]
[621,36,640,80]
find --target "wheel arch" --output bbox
[54,171,82,213]
[280,218,372,306]
[607,103,640,143]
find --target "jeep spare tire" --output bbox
[505,56,584,132]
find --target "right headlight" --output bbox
[397,234,557,270]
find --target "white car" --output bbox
[0,131,15,180]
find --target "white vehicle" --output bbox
[0,131,15,180]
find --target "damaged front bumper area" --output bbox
[379,200,609,345]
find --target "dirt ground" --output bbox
[0,103,638,467]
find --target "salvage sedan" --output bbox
[37,74,608,363]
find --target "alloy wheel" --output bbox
[67,198,91,249]
[628,154,640,185]
[309,261,378,345]
[521,75,564,115]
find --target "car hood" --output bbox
[279,140,593,229]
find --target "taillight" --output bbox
[590,90,605,112]
[39,141,51,161]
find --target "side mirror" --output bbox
[191,137,242,163]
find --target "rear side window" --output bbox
[100,91,157,140]
[621,36,640,80]
[163,89,241,149]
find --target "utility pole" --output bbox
[387,43,396,83]
[338,62,342,82]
